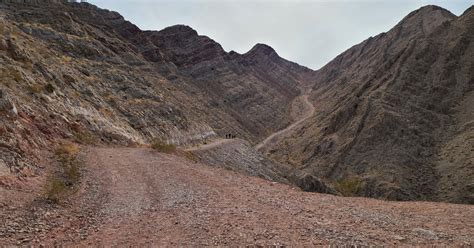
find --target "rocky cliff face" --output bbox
[264,5,474,203]
[0,1,311,179]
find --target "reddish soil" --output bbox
[2,147,471,246]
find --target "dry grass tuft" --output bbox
[45,177,67,204]
[151,139,176,154]
[45,142,81,203]
[178,150,199,163]
[73,131,97,145]
[55,142,80,158]
[335,176,363,197]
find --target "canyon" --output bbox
[0,1,473,245]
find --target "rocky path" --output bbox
[185,89,314,153]
[255,92,315,150]
[185,138,237,152]
[2,147,472,246]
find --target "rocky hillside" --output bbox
[0,1,311,179]
[263,5,474,203]
[1,0,472,205]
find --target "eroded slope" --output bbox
[263,5,474,203]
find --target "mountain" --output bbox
[262,5,474,203]
[0,0,472,205]
[0,0,311,180]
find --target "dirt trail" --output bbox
[185,138,236,152]
[2,147,472,246]
[256,92,315,150]
[186,90,314,153]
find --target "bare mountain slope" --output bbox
[0,0,312,178]
[263,5,474,203]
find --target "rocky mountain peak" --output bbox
[156,24,198,38]
[459,5,474,23]
[394,5,456,36]
[462,5,474,15]
[405,5,455,20]
[246,43,277,56]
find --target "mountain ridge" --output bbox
[261,4,474,203]
[0,0,312,184]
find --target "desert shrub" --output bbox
[179,150,199,163]
[60,55,71,63]
[73,131,97,145]
[45,177,67,204]
[10,68,23,82]
[44,83,55,94]
[151,139,176,154]
[28,83,43,94]
[45,142,81,203]
[98,107,113,119]
[335,176,363,197]
[64,161,80,184]
[29,83,56,95]
[55,142,80,158]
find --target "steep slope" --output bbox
[263,5,474,203]
[0,1,312,178]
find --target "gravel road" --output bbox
[2,147,472,246]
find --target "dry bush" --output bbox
[45,142,82,203]
[28,83,43,94]
[98,107,113,119]
[44,83,55,94]
[55,142,80,158]
[73,131,97,145]
[151,139,176,154]
[335,176,362,197]
[178,150,199,163]
[45,177,67,204]
[60,55,72,63]
[10,68,23,82]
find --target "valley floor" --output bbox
[1,147,473,246]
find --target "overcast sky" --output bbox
[88,0,472,70]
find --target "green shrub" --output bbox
[335,176,362,197]
[151,139,176,154]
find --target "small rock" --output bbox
[393,235,406,241]
[412,228,438,240]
